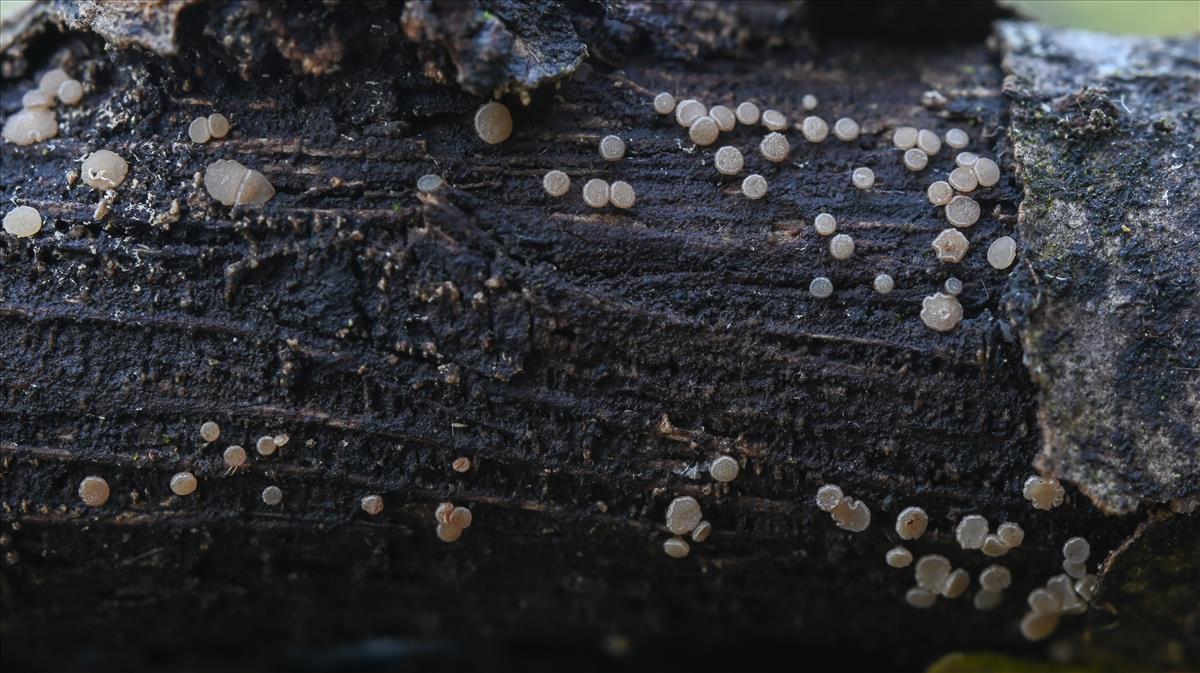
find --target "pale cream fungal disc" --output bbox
[892,126,918,150]
[609,181,636,209]
[417,174,445,192]
[905,587,937,609]
[449,506,473,529]
[851,167,874,189]
[38,68,70,96]
[979,565,1012,592]
[3,108,58,145]
[1062,537,1090,562]
[189,117,212,144]
[689,116,719,146]
[809,276,833,299]
[916,129,942,155]
[956,515,989,549]
[741,174,767,200]
[1021,612,1060,641]
[801,116,829,143]
[207,113,230,138]
[666,496,702,535]
[903,148,928,172]
[599,134,626,161]
[256,435,278,456]
[944,277,963,296]
[886,546,913,568]
[200,421,221,443]
[973,157,1000,187]
[829,233,855,260]
[941,569,970,599]
[691,520,712,543]
[974,589,1003,611]
[981,534,1010,557]
[1074,575,1098,602]
[170,471,198,496]
[543,170,571,197]
[955,151,980,168]
[22,90,53,108]
[944,128,969,149]
[223,445,247,468]
[834,497,870,532]
[1023,476,1065,510]
[1047,574,1086,613]
[802,94,818,111]
[261,485,283,505]
[452,456,471,473]
[237,169,275,207]
[814,213,837,236]
[709,105,736,132]
[274,434,289,447]
[663,537,691,559]
[57,79,83,105]
[815,484,843,512]
[735,101,760,125]
[82,150,129,191]
[987,236,1017,270]
[762,109,787,131]
[833,117,859,142]
[927,181,953,206]
[204,159,275,207]
[474,101,513,144]
[79,476,110,506]
[948,166,978,193]
[1063,559,1087,579]
[714,146,744,175]
[931,229,969,263]
[1027,588,1061,615]
[675,99,706,128]
[435,502,455,525]
[944,195,980,228]
[582,178,610,208]
[436,522,463,542]
[709,455,739,483]
[997,521,1024,548]
[653,92,676,115]
[895,506,928,540]
[874,273,894,294]
[361,494,384,516]
[759,131,790,163]
[920,291,964,332]
[3,206,42,238]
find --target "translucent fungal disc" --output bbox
[207,113,230,138]
[710,455,739,483]
[809,276,834,299]
[741,174,767,200]
[1063,559,1087,579]
[974,589,1003,611]
[905,587,937,609]
[200,421,221,443]
[833,497,871,532]
[997,521,1024,548]
[814,213,837,236]
[1020,612,1060,641]
[815,484,843,512]
[452,457,471,473]
[3,206,42,238]
[920,292,964,332]
[600,134,626,161]
[892,126,918,150]
[1047,574,1086,614]
[223,445,247,468]
[543,170,571,197]
[3,108,58,145]
[948,166,978,193]
[689,116,719,146]
[886,546,914,568]
[1023,476,1065,510]
[82,150,129,191]
[1027,588,1061,615]
[759,131,790,163]
[256,435,278,456]
[895,506,929,541]
[979,565,1012,592]
[981,534,1010,557]
[582,179,610,208]
[1074,575,1098,602]
[170,472,198,496]
[915,555,952,591]
[927,181,953,206]
[903,148,929,172]
[22,90,52,108]
[78,476,110,506]
[874,274,894,294]
[38,68,70,96]
[941,569,970,599]
[916,129,942,155]
[833,117,859,142]
[435,502,454,525]
[1062,537,1091,563]
[709,105,736,132]
[691,520,712,543]
[417,174,445,193]
[714,146,744,175]
[851,167,875,189]
[973,158,1000,187]
[666,496,703,535]
[944,128,969,149]
[801,116,829,143]
[931,229,969,263]
[735,102,760,126]
[987,236,1017,270]
[955,515,989,550]
[675,99,706,128]
[436,523,463,543]
[262,485,283,505]
[829,234,855,260]
[609,181,636,209]
[474,102,513,144]
[663,537,691,558]
[955,152,980,168]
[204,160,276,207]
[189,117,212,144]
[361,494,384,515]
[762,109,787,131]
[801,94,818,111]
[449,506,473,529]
[653,92,676,115]
[944,277,963,296]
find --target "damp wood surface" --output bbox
[1,2,1197,672]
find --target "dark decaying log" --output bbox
[1,2,1196,671]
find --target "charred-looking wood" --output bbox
[1,2,1197,672]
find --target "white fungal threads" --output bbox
[741,174,767,200]
[170,472,198,496]
[735,101,760,125]
[948,166,978,193]
[1023,476,1066,510]
[223,445,247,468]
[944,277,963,296]
[985,237,1016,270]
[256,435,278,456]
[582,178,610,208]
[653,92,676,115]
[665,496,703,535]
[361,494,384,515]
[915,555,951,591]
[78,476,110,506]
[874,273,894,294]
[809,277,834,299]
[689,116,719,146]
[829,233,855,260]
[927,181,953,206]
[997,522,1024,548]
[709,105,736,132]
[833,117,859,142]
[801,116,829,143]
[759,132,790,163]
[1063,537,1091,563]
[599,134,626,161]
[474,101,513,144]
[895,506,928,540]
[3,108,58,145]
[200,421,221,443]
[813,213,837,236]
[81,150,129,191]
[944,128,969,149]
[714,146,744,175]
[691,520,712,543]
[675,99,706,128]
[851,167,875,190]
[261,485,283,505]
[906,587,937,609]
[920,292,964,332]
[973,157,1000,187]
[761,109,787,131]
[802,94,818,111]
[932,229,969,263]
[709,455,739,483]
[979,565,1012,592]
[886,546,914,568]
[189,114,230,143]
[663,537,691,559]
[956,515,989,550]
[610,181,636,209]
[903,149,928,171]
[3,206,42,238]
[955,151,980,168]
[57,79,83,105]
[892,126,917,150]
[204,160,275,207]
[543,170,570,197]
[944,195,981,228]
[815,484,843,511]
[916,129,941,155]
[942,569,970,599]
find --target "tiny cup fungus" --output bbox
[714,146,744,175]
[1075,575,1098,602]
[895,506,928,540]
[361,494,384,516]
[801,116,829,143]
[1062,537,1090,563]
[903,148,929,172]
[809,276,834,299]
[452,457,472,473]
[188,117,213,144]
[761,109,787,131]
[741,174,767,200]
[735,101,760,125]
[997,522,1025,548]
[449,506,473,529]
[956,515,989,550]
[274,434,290,447]
[261,485,283,505]
[256,435,278,456]
[599,134,626,161]
[974,589,1003,611]
[200,421,221,443]
[973,158,1000,187]
[223,445,247,468]
[38,68,70,96]
[886,546,914,568]
[987,236,1017,270]
[665,496,702,535]
[801,94,818,111]
[57,79,83,105]
[79,476,110,506]
[832,497,871,532]
[3,206,42,238]
[979,565,1013,592]
[663,537,691,559]
[474,102,513,144]
[833,117,859,142]
[944,277,963,296]
[436,523,463,543]
[82,150,129,191]
[948,166,978,193]
[815,484,844,512]
[691,520,712,543]
[207,113,230,138]
[3,108,58,145]
[22,90,53,109]
[417,174,445,192]
[1027,588,1061,615]
[688,116,719,146]
[675,99,706,128]
[931,229,969,263]
[920,292,964,332]
[874,273,894,294]
[1020,612,1060,641]
[944,128,969,149]
[915,555,951,591]
[1063,560,1087,579]
[955,151,980,168]
[981,534,1010,557]
[927,181,953,206]
[170,472,198,496]
[851,167,875,190]
[1048,574,1086,614]
[814,213,837,236]
[204,160,275,207]
[759,132,790,163]
[582,178,610,208]
[1023,476,1065,510]
[916,129,941,155]
[609,181,636,209]
[709,105,736,132]
[829,233,855,260]
[941,569,970,599]
[905,587,937,609]
[892,126,918,150]
[435,502,455,525]
[709,455,739,483]
[653,92,676,115]
[543,170,571,197]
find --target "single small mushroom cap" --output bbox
[82,150,129,191]
[974,589,1003,611]
[1020,611,1060,641]
[874,273,894,294]
[931,229,969,263]
[663,537,691,558]
[2,108,58,145]
[665,496,703,535]
[436,522,463,542]
[973,157,1000,187]
[449,506,473,529]
[734,101,760,125]
[207,113,230,138]
[58,80,84,105]
[895,506,928,540]
[170,471,198,496]
[916,129,942,155]
[1023,476,1065,510]
[691,520,712,543]
[886,546,914,568]
[955,151,980,168]
[892,126,918,150]
[3,206,42,238]
[361,494,384,515]
[452,456,471,473]
[941,568,970,599]
[979,565,1013,592]
[955,515,989,549]
[1063,537,1091,562]
[474,101,513,144]
[851,167,875,189]
[815,484,843,512]
[675,99,706,128]
[599,134,626,161]
[981,534,1010,557]
[255,435,278,456]
[38,68,70,96]
[223,445,247,468]
[759,131,790,162]
[915,555,952,591]
[609,181,636,209]
[829,233,855,260]
[813,213,837,236]
[801,116,829,143]
[927,181,953,206]
[1063,559,1087,579]
[417,174,445,192]
[920,292,964,332]
[948,166,978,193]
[801,94,819,111]
[261,485,283,505]
[78,476,110,506]
[714,146,744,175]
[809,276,834,299]
[833,117,859,141]
[189,117,212,144]
[582,178,610,208]
[688,116,719,146]
[200,421,221,443]
[543,170,571,197]
[741,174,767,200]
[653,92,676,114]
[997,521,1025,548]
[905,587,937,609]
[903,148,929,171]
[1027,588,1061,615]
[987,236,1017,269]
[944,128,969,149]
[709,105,736,132]
[709,455,739,483]
[762,109,787,131]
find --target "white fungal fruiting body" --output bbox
[262,485,283,505]
[691,520,712,543]
[1048,574,1087,614]
[892,126,918,150]
[663,537,690,558]
[1020,612,1060,641]
[223,445,247,468]
[979,565,1012,592]
[583,179,610,208]
[416,174,445,192]
[741,174,767,200]
[813,213,837,236]
[170,472,198,496]
[801,94,818,111]
[874,274,894,294]
[974,589,1003,610]
[665,496,702,535]
[200,421,221,443]
[436,523,463,542]
[1028,588,1061,615]
[1023,476,1065,510]
[609,181,636,209]
[82,150,129,191]
[927,181,953,206]
[956,515,989,549]
[204,159,275,207]
[653,92,676,115]
[361,494,384,515]
[22,90,53,108]
[941,569,970,599]
[906,587,937,608]
[3,108,58,145]
[916,129,942,155]
[949,166,978,193]
[809,277,833,299]
[207,113,230,138]
[915,555,951,591]
[973,158,1000,187]
[851,167,874,190]
[79,476,110,506]
[735,102,760,125]
[829,234,855,260]
[886,546,914,568]
[274,434,290,447]
[832,497,870,532]
[1063,560,1087,579]
[981,534,1010,557]
[710,455,739,483]
[3,206,42,238]
[57,79,83,105]
[920,292,964,332]
[895,506,928,540]
[944,128,969,149]
[599,134,626,161]
[815,484,843,512]
[543,170,570,197]
[997,521,1024,548]
[38,68,70,96]
[714,146,744,175]
[256,435,277,456]
[987,236,1017,270]
[189,117,212,144]
[931,229,969,263]
[956,152,980,168]
[1074,575,1098,601]
[474,102,513,144]
[903,148,929,171]
[675,99,705,128]
[449,506,473,529]
[833,117,859,141]
[435,502,454,525]
[759,132,790,162]
[762,109,787,131]
[709,105,735,131]
[452,457,471,473]
[1063,537,1091,563]
[801,116,829,143]
[944,277,963,296]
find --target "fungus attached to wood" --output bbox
[829,234,855,260]
[256,435,278,456]
[916,129,941,155]
[583,179,610,208]
[223,445,247,468]
[675,99,706,128]
[543,170,570,197]
[709,105,736,131]
[905,587,937,609]
[1063,537,1090,563]
[886,546,914,568]
[762,109,787,131]
[987,236,1017,269]
[599,134,626,161]
[416,174,445,193]
[920,292,964,332]
[82,150,129,191]
[689,116,719,146]
[981,535,1010,557]
[759,132,789,162]
[663,537,691,559]
[474,102,513,144]
[941,569,970,599]
[691,521,712,543]
[665,496,703,535]
[801,116,829,143]
[741,174,767,200]
[851,167,875,189]
[814,213,837,236]
[927,181,953,206]
[831,497,871,532]
[955,152,979,168]
[653,92,676,115]
[944,277,963,296]
[735,102,760,126]
[609,181,636,209]
[944,128,969,149]
[1020,612,1060,641]
[944,196,980,228]
[974,590,1003,611]
[78,476,110,507]
[997,522,1024,548]
[931,229,969,263]
[903,148,928,172]
[204,159,275,207]
[189,117,211,144]
[895,506,928,540]
[915,555,951,591]
[979,565,1012,592]
[57,80,83,105]
[449,506,473,529]
[3,206,42,238]
[833,117,859,141]
[200,421,221,443]
[1023,476,1066,510]
[709,455,739,483]
[3,107,58,145]
[714,146,744,175]
[973,158,1000,187]
[452,457,471,473]
[948,166,978,193]
[261,486,283,505]
[801,94,818,111]
[892,126,918,150]
[874,274,894,294]
[170,472,198,496]
[955,515,989,550]
[809,277,834,299]
[436,523,463,543]
[815,484,844,512]
[207,113,230,138]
